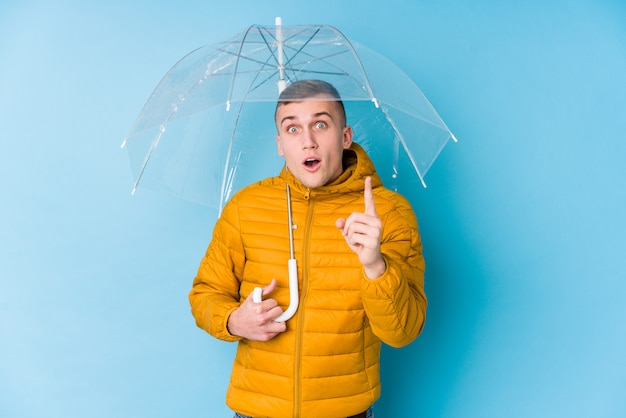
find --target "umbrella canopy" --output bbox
[122,18,456,211]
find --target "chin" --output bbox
[293,168,334,189]
[301,181,322,189]
[299,176,325,189]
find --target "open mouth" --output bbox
[304,158,320,167]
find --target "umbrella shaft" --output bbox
[286,183,295,260]
[276,16,286,92]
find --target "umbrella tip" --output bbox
[275,16,282,26]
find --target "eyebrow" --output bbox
[280,111,333,127]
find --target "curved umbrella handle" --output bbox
[252,258,299,323]
[252,287,263,303]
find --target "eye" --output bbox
[314,121,327,129]
[287,126,298,134]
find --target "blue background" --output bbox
[1,1,625,417]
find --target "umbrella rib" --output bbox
[377,105,428,188]
[214,49,282,96]
[125,45,209,193]
[225,24,259,109]
[245,25,312,92]
[279,27,348,83]
[216,45,279,69]
[281,27,322,67]
[218,26,367,97]
[280,27,374,94]
[220,23,294,205]
[254,25,359,89]
[332,27,378,103]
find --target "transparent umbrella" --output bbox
[122,18,457,322]
[121,17,457,212]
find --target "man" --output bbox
[189,80,427,418]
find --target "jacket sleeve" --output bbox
[361,199,427,348]
[189,199,245,342]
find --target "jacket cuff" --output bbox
[214,305,243,342]
[361,255,400,298]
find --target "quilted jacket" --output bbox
[189,143,427,418]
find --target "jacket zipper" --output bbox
[294,192,314,417]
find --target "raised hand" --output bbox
[335,176,386,279]
[227,278,287,341]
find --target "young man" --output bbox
[189,80,427,418]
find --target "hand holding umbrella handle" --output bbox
[252,287,263,304]
[252,258,299,323]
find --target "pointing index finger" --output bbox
[364,176,377,216]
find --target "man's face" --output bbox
[275,94,353,189]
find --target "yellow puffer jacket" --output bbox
[190,143,426,418]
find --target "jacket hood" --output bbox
[279,142,383,200]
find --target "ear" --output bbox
[342,126,353,149]
[276,133,285,156]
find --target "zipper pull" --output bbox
[303,188,311,200]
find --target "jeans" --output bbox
[234,406,374,418]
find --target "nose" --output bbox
[302,128,317,149]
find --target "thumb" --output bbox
[262,278,278,297]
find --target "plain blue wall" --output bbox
[1,1,625,417]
